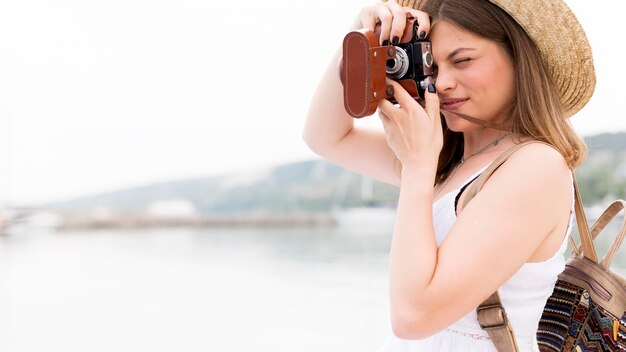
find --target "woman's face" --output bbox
[429,20,515,132]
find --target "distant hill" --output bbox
[585,133,626,154]
[577,132,626,204]
[48,132,626,213]
[48,159,399,214]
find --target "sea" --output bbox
[0,208,623,352]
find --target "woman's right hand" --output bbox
[351,0,432,45]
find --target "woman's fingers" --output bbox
[378,95,400,118]
[405,8,431,39]
[424,83,440,123]
[373,2,393,45]
[378,109,391,131]
[383,79,420,115]
[356,1,431,45]
[387,1,431,42]
[358,6,378,32]
[377,80,441,163]
[379,79,440,124]
[386,0,408,44]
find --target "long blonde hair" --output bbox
[418,0,587,184]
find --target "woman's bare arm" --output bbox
[302,47,402,186]
[388,144,572,339]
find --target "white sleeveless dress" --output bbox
[378,166,575,352]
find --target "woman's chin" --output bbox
[442,111,475,132]
[442,110,495,133]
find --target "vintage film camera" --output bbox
[340,16,435,118]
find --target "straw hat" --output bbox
[398,0,596,118]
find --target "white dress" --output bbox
[378,166,574,352]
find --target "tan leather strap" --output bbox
[460,142,530,352]
[587,200,626,270]
[476,292,519,352]
[568,236,580,256]
[572,173,598,263]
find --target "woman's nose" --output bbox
[433,68,456,92]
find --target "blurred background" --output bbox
[0,0,624,351]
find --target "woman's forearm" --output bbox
[389,166,438,329]
[302,48,355,154]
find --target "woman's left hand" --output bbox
[378,79,443,171]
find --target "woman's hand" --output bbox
[351,0,431,45]
[378,79,442,172]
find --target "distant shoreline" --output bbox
[58,212,338,230]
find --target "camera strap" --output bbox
[443,110,513,132]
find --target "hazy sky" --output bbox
[0,0,624,205]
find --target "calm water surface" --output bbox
[0,222,393,352]
[1,212,623,352]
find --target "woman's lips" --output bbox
[441,98,469,110]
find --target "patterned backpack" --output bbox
[462,141,626,351]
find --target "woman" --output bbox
[303,0,595,350]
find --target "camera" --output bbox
[340,16,435,118]
[385,23,434,88]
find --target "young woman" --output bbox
[303,0,595,350]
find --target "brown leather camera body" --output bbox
[340,17,428,118]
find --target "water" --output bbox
[1,213,624,352]
[0,225,392,352]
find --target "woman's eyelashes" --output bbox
[431,57,472,71]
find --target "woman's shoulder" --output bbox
[458,139,571,213]
[491,139,571,193]
[467,140,572,227]
[505,140,569,171]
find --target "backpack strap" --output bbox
[585,199,626,270]
[476,291,518,352]
[571,173,598,262]
[459,140,590,351]
[460,142,534,352]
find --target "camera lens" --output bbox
[423,51,433,68]
[386,47,409,79]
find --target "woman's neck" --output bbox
[462,130,513,160]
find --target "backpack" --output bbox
[461,141,626,351]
